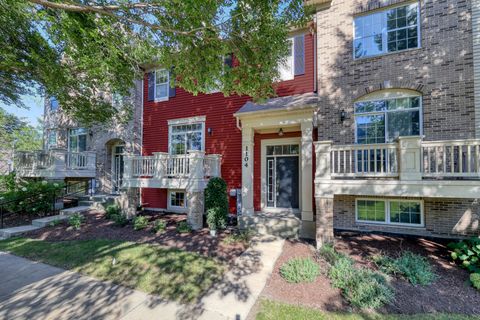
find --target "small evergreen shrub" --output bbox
[449,237,480,273]
[112,213,128,227]
[204,177,228,230]
[68,213,84,230]
[133,215,149,231]
[280,257,320,283]
[373,251,436,286]
[152,219,167,233]
[470,273,480,291]
[105,205,120,219]
[176,221,192,233]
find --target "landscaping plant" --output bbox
[372,251,436,286]
[153,219,167,234]
[133,215,149,231]
[470,273,480,291]
[112,213,128,227]
[280,257,320,284]
[204,177,228,231]
[176,221,192,234]
[448,237,480,273]
[222,229,253,245]
[49,219,62,227]
[105,205,120,220]
[68,213,85,230]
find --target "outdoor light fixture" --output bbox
[278,128,284,136]
[340,109,346,122]
[208,127,213,136]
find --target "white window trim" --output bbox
[354,95,423,144]
[168,118,205,155]
[355,198,425,227]
[167,189,187,213]
[353,1,421,59]
[154,69,170,102]
[278,37,295,81]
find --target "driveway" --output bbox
[0,236,284,320]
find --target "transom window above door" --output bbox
[354,94,421,144]
[354,2,420,59]
[266,144,299,156]
[169,122,204,155]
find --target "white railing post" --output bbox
[153,152,168,178]
[50,148,67,173]
[205,154,222,177]
[123,155,133,180]
[188,150,206,180]
[315,141,333,181]
[398,136,422,181]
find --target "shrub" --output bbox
[68,213,84,230]
[204,177,228,230]
[105,205,120,219]
[152,219,167,233]
[0,172,16,193]
[318,244,343,265]
[449,237,480,273]
[470,273,480,291]
[280,257,320,284]
[176,221,192,233]
[112,214,128,227]
[373,251,436,286]
[222,229,253,245]
[133,216,149,231]
[49,218,62,227]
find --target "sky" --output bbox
[0,95,44,126]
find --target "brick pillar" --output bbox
[316,197,334,248]
[187,191,204,230]
[117,187,138,218]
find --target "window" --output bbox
[112,93,123,109]
[354,2,420,59]
[46,130,57,149]
[169,122,204,155]
[356,199,423,226]
[155,69,169,101]
[355,95,421,144]
[68,128,87,152]
[169,191,186,208]
[278,34,305,81]
[50,97,59,112]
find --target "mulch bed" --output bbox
[261,232,480,315]
[23,210,247,265]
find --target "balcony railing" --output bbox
[124,151,221,182]
[316,137,480,181]
[14,149,96,178]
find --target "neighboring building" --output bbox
[15,84,143,194]
[313,0,480,246]
[122,26,318,236]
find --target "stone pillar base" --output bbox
[187,191,204,230]
[316,197,334,248]
[117,188,139,219]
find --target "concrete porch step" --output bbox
[239,212,301,239]
[31,215,70,228]
[0,225,41,239]
[59,206,91,216]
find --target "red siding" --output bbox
[142,31,315,213]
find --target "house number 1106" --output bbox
[244,146,249,167]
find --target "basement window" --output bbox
[356,198,424,227]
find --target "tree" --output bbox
[0,109,43,152]
[0,0,311,124]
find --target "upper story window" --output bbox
[278,34,305,81]
[50,97,59,112]
[68,128,87,152]
[354,91,422,144]
[155,69,170,101]
[168,117,205,155]
[354,2,420,59]
[46,130,57,149]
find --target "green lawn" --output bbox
[255,299,477,320]
[0,237,224,303]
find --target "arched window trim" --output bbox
[354,89,423,144]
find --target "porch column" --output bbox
[301,121,314,222]
[316,197,334,248]
[241,126,255,215]
[186,150,205,230]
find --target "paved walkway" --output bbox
[0,236,284,320]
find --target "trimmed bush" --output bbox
[133,216,149,231]
[280,257,320,284]
[112,214,128,227]
[204,177,228,230]
[68,213,84,230]
[105,205,120,219]
[153,219,167,233]
[176,221,192,233]
[449,237,480,273]
[318,243,343,265]
[470,273,480,291]
[373,251,436,286]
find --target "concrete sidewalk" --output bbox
[0,236,284,320]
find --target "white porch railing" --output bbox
[422,139,480,178]
[330,143,398,178]
[125,151,222,181]
[316,137,480,181]
[67,152,96,169]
